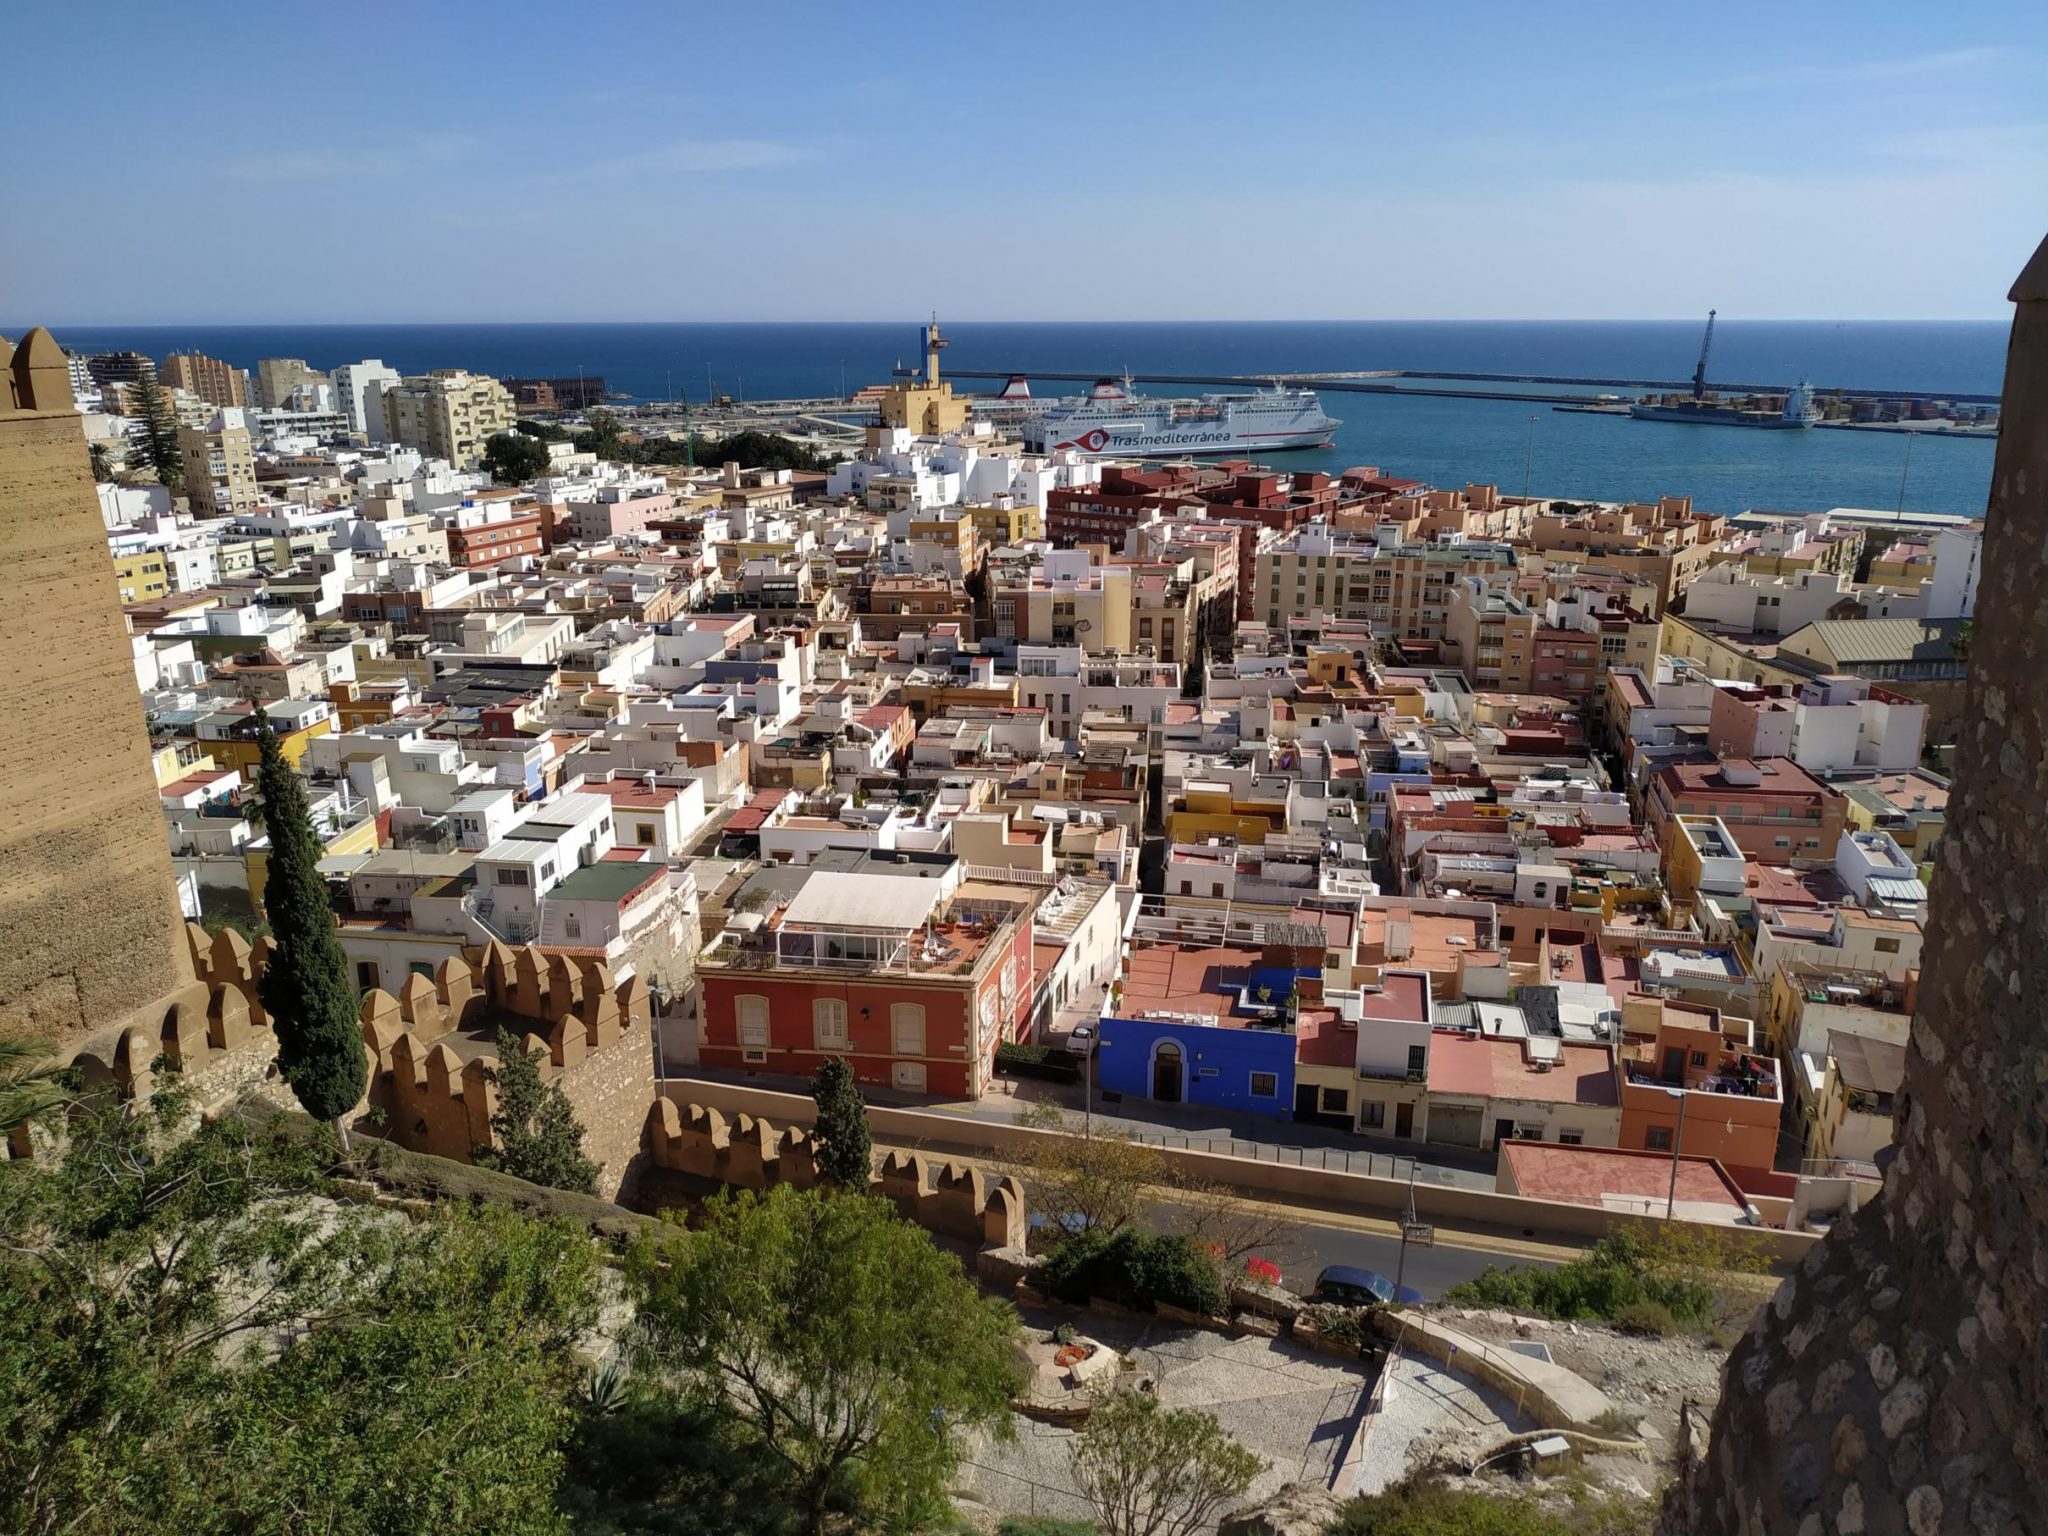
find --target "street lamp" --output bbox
[1663,1087,1689,1219]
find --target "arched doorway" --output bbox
[1152,1040,1184,1103]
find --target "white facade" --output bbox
[1924,526,1983,619]
[1682,563,1926,637]
[330,360,402,442]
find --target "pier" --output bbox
[939,368,2000,408]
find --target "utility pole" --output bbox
[1664,1088,1690,1218]
[1393,1156,1422,1300]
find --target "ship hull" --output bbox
[1034,428,1338,456]
[1628,405,1814,429]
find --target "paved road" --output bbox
[1144,1196,1543,1302]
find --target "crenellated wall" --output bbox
[358,937,653,1200]
[642,1098,1027,1251]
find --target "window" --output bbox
[637,824,657,846]
[409,962,435,979]
[1646,1126,1673,1152]
[891,1002,927,1057]
[1558,1130,1583,1146]
[495,866,530,886]
[735,994,770,1048]
[355,961,380,991]
[892,1061,927,1092]
[564,913,582,939]
[743,1048,767,1064]
[1874,936,1901,954]
[1361,1101,1386,1129]
[1179,879,1192,896]
[1249,1071,1278,1098]
[1690,1050,1709,1068]
[813,998,848,1050]
[1406,1044,1427,1077]
[1321,1087,1349,1115]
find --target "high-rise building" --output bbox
[255,356,325,409]
[84,350,156,391]
[330,358,400,442]
[176,407,261,517]
[160,351,247,408]
[0,328,196,1043]
[380,369,517,470]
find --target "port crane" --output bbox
[1690,309,1717,400]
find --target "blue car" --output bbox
[1313,1264,1424,1308]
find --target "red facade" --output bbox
[698,920,1035,1099]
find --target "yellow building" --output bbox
[206,715,334,782]
[1164,782,1289,846]
[160,351,247,408]
[967,501,1044,545]
[111,549,170,603]
[873,322,970,437]
[381,369,517,469]
[177,408,261,517]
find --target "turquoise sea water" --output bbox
[23,319,2003,517]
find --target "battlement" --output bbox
[643,1098,1026,1250]
[358,937,653,1199]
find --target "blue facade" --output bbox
[1095,1013,1297,1119]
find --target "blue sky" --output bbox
[2,2,2042,321]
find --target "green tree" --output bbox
[516,418,573,442]
[0,1094,603,1536]
[87,439,115,481]
[578,407,625,460]
[808,1056,872,1188]
[475,1029,600,1195]
[1007,1103,1168,1240]
[252,711,368,1150]
[631,1184,1024,1536]
[129,371,184,492]
[482,429,552,485]
[1069,1388,1262,1536]
[0,1038,70,1137]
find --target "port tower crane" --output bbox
[1691,310,1717,400]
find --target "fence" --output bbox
[1118,1129,1419,1181]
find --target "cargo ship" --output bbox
[1000,375,1340,456]
[1629,379,1822,429]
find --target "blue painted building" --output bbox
[1095,940,1323,1120]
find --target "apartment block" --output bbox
[160,351,246,408]
[381,369,517,469]
[176,408,261,517]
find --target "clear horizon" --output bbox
[4,2,2042,324]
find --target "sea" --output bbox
[24,319,2006,518]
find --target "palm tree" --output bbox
[0,1038,71,1137]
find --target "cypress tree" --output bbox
[252,712,367,1150]
[809,1056,872,1189]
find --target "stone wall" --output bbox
[642,1098,1027,1251]
[1663,235,2048,1536]
[0,330,195,1047]
[359,938,654,1201]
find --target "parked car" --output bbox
[1313,1263,1423,1308]
[1065,1023,1097,1057]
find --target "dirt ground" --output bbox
[1438,1305,1744,1462]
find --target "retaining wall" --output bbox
[658,1076,1821,1264]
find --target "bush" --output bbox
[1037,1227,1226,1316]
[1303,1303,1370,1348]
[1612,1300,1678,1337]
[1442,1231,1718,1326]
[997,1520,1100,1536]
[1325,1477,1654,1536]
[996,1042,1080,1083]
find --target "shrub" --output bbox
[1303,1303,1370,1348]
[1037,1227,1226,1316]
[996,1042,1080,1083]
[1612,1300,1678,1337]
[997,1520,1100,1536]
[1324,1477,1654,1536]
[1442,1231,1718,1326]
